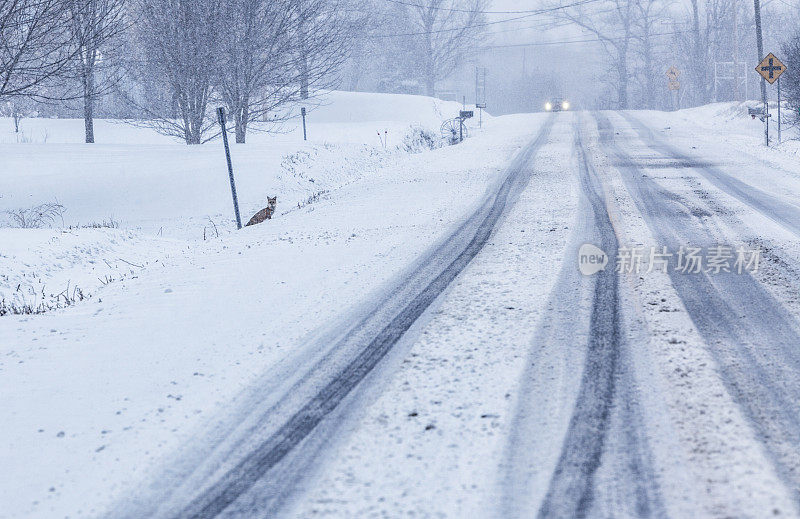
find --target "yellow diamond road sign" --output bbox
[756,53,786,84]
[666,66,680,80]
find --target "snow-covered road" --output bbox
[281,112,800,517]
[7,102,800,518]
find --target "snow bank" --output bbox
[304,90,468,126]
[0,90,479,145]
[0,91,492,316]
[0,228,179,314]
[636,100,791,149]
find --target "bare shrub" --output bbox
[80,218,119,229]
[0,283,86,317]
[402,125,442,153]
[6,203,66,228]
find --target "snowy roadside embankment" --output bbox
[1,91,484,315]
[0,90,480,237]
[0,228,181,315]
[0,142,391,315]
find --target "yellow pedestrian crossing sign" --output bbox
[756,53,786,84]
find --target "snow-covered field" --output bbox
[0,91,480,314]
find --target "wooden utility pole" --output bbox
[733,0,740,101]
[754,0,768,145]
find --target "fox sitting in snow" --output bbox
[246,196,277,226]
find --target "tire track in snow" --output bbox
[534,119,622,518]
[595,111,800,509]
[620,111,800,237]
[160,117,556,518]
[503,115,664,519]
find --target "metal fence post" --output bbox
[217,107,242,230]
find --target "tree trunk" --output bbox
[186,106,202,145]
[690,0,705,104]
[643,36,655,109]
[424,28,435,97]
[182,91,205,145]
[83,63,95,144]
[618,69,628,109]
[235,106,248,143]
[189,114,203,144]
[298,17,309,100]
[617,45,629,109]
[425,74,435,97]
[348,60,363,91]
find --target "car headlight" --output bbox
[545,102,552,111]
[561,101,570,110]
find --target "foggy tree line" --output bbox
[341,0,484,97]
[0,0,360,144]
[549,0,789,110]
[0,0,487,144]
[9,0,792,136]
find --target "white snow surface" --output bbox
[0,91,521,519]
[6,98,800,518]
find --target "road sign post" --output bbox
[217,107,242,230]
[458,111,473,143]
[301,107,307,141]
[666,66,681,111]
[778,76,782,143]
[755,53,787,146]
[475,66,487,129]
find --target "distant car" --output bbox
[544,98,570,112]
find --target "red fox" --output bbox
[245,196,277,226]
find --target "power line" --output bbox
[382,0,602,14]
[485,5,625,35]
[480,27,694,49]
[367,0,606,38]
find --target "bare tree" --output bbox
[668,0,752,105]
[127,0,222,144]
[405,0,486,97]
[339,1,382,91]
[215,0,354,143]
[3,97,34,132]
[552,0,635,109]
[293,0,355,101]
[343,0,420,94]
[0,0,79,98]
[216,0,297,143]
[781,32,800,127]
[632,0,671,109]
[66,0,128,143]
